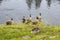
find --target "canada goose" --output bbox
[36,13,42,21]
[22,16,26,23]
[31,19,39,25]
[26,14,32,23]
[6,18,14,25]
[31,27,40,35]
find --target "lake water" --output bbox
[0,0,60,26]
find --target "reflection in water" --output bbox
[58,0,60,1]
[26,0,42,9]
[26,0,60,9]
[26,0,52,9]
[35,0,42,9]
[46,0,51,7]
[58,0,60,4]
[0,0,3,5]
[26,0,33,10]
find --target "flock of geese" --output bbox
[22,13,42,24]
[6,13,42,34]
[6,13,42,25]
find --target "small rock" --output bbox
[49,36,56,38]
[22,36,31,39]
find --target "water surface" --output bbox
[0,0,60,25]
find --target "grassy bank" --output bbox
[0,22,60,40]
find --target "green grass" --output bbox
[0,22,60,40]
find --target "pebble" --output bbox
[22,36,31,39]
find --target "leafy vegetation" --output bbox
[0,22,60,40]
